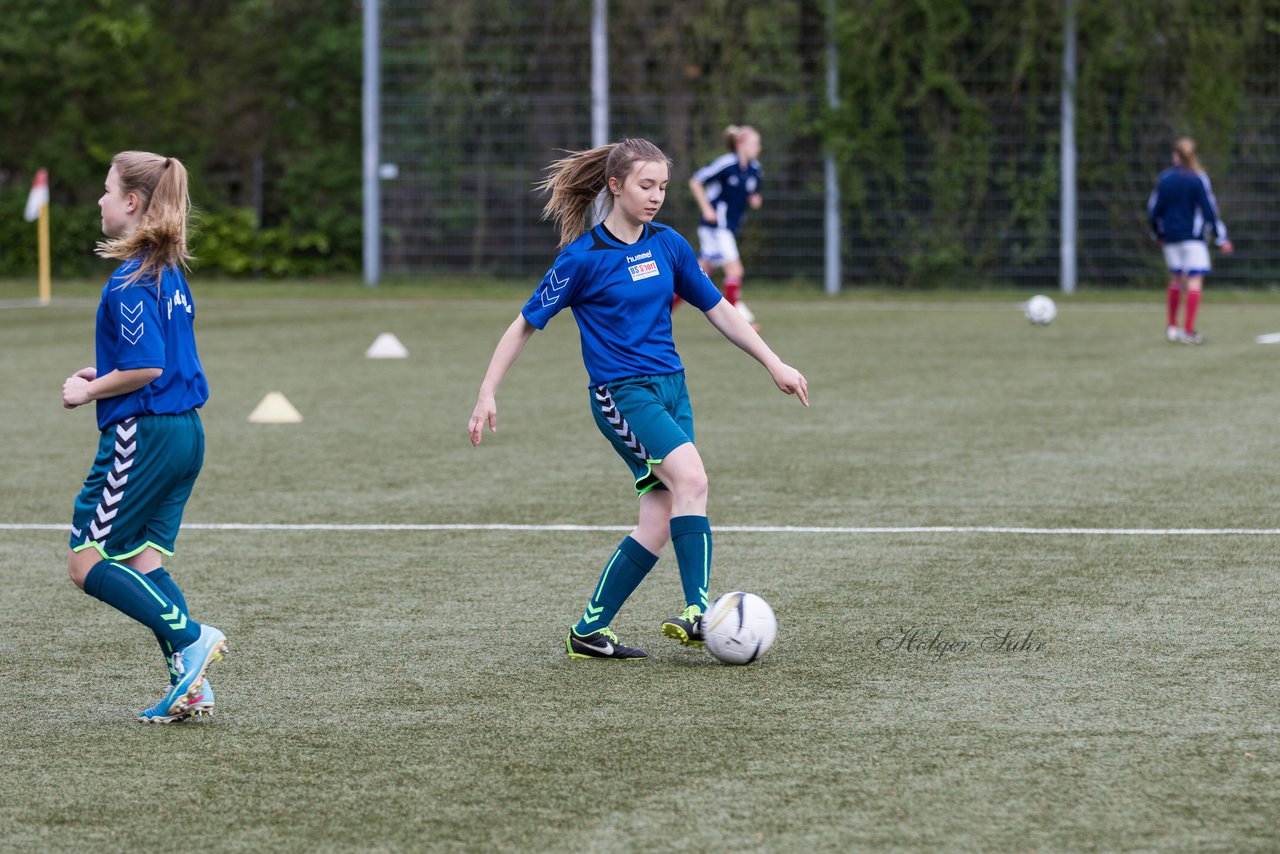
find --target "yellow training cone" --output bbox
[248,391,303,424]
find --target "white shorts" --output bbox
[697,226,740,266]
[1163,241,1211,275]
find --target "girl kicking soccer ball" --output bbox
[62,151,226,722]
[468,138,808,659]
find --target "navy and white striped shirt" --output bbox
[693,153,762,234]
[1148,167,1228,246]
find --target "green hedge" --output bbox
[0,191,353,280]
[191,209,350,278]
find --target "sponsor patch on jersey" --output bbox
[628,260,659,281]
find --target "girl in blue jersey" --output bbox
[468,138,808,660]
[62,151,226,721]
[1148,137,1233,345]
[688,125,764,329]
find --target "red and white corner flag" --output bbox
[24,169,49,222]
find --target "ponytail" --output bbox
[97,151,193,287]
[536,138,671,248]
[723,124,759,153]
[1173,137,1203,174]
[723,125,743,152]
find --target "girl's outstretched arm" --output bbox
[468,315,539,446]
[704,299,808,406]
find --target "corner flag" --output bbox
[25,169,51,304]
[24,169,48,222]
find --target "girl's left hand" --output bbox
[74,366,97,381]
[62,375,92,408]
[771,363,809,407]
[468,395,498,446]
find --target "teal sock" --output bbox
[670,515,712,611]
[83,560,200,649]
[146,567,189,684]
[572,536,659,636]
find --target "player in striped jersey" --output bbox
[1148,137,1233,345]
[468,138,808,660]
[689,125,764,329]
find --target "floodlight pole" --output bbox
[1060,0,1077,294]
[591,0,608,148]
[363,0,381,286]
[824,0,841,295]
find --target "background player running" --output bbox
[688,124,764,329]
[1148,136,1234,345]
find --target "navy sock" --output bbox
[573,536,659,636]
[83,560,200,649]
[146,567,190,684]
[670,515,712,611]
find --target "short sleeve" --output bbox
[670,233,722,311]
[106,285,165,369]
[522,252,582,329]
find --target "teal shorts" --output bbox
[69,411,205,560]
[591,372,694,496]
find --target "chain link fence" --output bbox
[380,1,1279,288]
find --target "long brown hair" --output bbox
[1173,137,1203,173]
[536,138,672,248]
[97,151,193,287]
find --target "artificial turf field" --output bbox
[1,283,1277,851]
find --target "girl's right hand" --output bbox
[62,375,92,408]
[770,363,809,407]
[468,395,497,446]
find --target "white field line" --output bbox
[3,522,1280,536]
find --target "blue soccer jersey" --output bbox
[522,222,723,386]
[1148,167,1228,245]
[93,260,210,430]
[693,153,762,233]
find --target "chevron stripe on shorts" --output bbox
[88,417,138,541]
[594,385,649,461]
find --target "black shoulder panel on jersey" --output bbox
[588,229,613,251]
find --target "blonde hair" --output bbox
[536,138,672,248]
[96,150,193,286]
[1173,137,1203,173]
[724,124,759,153]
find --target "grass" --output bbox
[1,284,1278,851]
[7,273,1280,304]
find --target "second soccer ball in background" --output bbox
[1024,294,1057,326]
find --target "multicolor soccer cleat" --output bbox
[565,627,647,660]
[187,680,215,719]
[138,679,215,724]
[162,625,227,717]
[661,604,705,647]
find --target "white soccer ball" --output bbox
[1024,294,1057,326]
[703,591,777,665]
